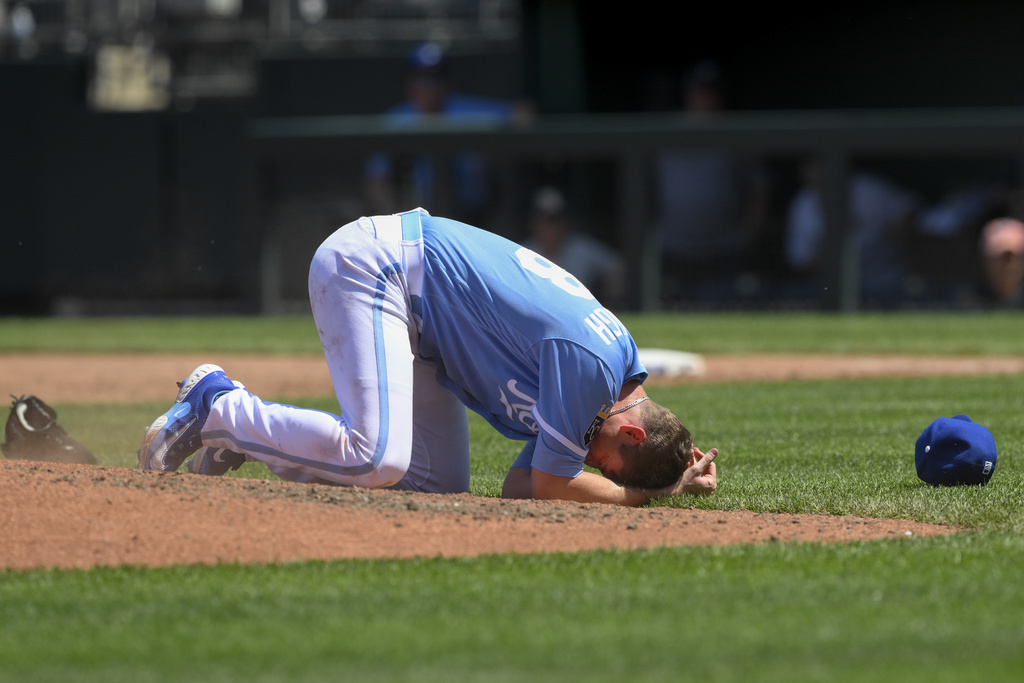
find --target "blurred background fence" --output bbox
[4,0,1024,315]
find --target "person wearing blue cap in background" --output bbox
[916,415,997,486]
[365,42,532,229]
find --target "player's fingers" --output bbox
[691,448,718,472]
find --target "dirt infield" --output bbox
[4,352,1024,404]
[0,458,955,570]
[3,352,1009,570]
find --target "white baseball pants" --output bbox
[201,215,471,493]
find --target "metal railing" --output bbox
[248,107,1024,313]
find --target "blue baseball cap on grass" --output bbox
[915,415,997,486]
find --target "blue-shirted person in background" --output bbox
[365,42,530,227]
[138,208,718,507]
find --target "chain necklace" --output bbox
[607,395,649,416]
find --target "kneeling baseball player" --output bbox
[137,208,717,506]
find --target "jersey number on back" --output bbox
[514,247,595,300]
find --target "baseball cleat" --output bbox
[137,364,243,472]
[186,446,247,476]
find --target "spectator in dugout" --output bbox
[364,42,532,228]
[654,60,771,307]
[979,217,1024,306]
[522,186,625,308]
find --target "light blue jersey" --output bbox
[414,210,647,478]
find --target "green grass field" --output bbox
[2,313,1024,682]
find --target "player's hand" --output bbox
[675,446,718,496]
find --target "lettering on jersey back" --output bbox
[584,307,625,346]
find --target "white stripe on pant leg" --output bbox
[201,394,394,485]
[201,222,416,487]
[201,362,412,487]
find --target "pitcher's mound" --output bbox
[0,459,956,570]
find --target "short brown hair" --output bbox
[615,401,692,490]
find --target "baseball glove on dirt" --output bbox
[1,395,97,464]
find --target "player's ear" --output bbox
[619,424,647,444]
